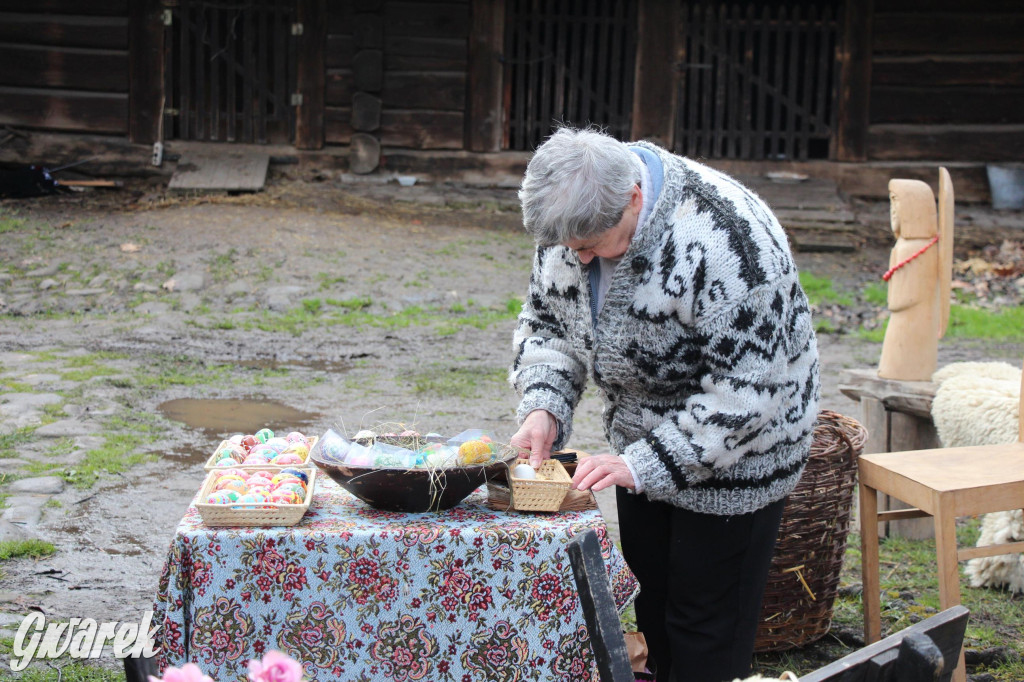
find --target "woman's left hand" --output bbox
[572,454,635,492]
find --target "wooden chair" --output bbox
[568,529,969,682]
[858,358,1024,682]
[568,529,636,682]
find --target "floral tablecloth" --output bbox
[153,477,639,682]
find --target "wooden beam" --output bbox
[630,0,678,146]
[295,0,327,150]
[835,0,873,161]
[466,0,504,152]
[128,0,163,145]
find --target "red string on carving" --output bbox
[882,235,939,282]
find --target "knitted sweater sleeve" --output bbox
[621,281,819,505]
[508,249,589,449]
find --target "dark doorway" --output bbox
[164,0,296,144]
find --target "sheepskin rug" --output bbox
[931,361,1023,594]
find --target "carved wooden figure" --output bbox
[878,168,955,381]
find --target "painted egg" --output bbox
[265,437,289,453]
[274,453,304,465]
[247,475,273,487]
[240,434,260,451]
[255,428,274,443]
[279,467,309,484]
[277,482,307,498]
[206,491,233,504]
[220,468,249,479]
[243,455,271,465]
[272,490,303,505]
[239,492,267,504]
[228,434,245,445]
[283,443,309,458]
[216,457,239,467]
[218,479,248,495]
[271,472,300,485]
[214,474,245,487]
[285,431,307,444]
[458,440,493,465]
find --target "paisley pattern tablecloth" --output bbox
[153,477,639,682]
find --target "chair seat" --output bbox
[860,442,1024,516]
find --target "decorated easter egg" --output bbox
[220,468,249,479]
[240,434,260,451]
[214,474,245,489]
[239,492,267,504]
[285,431,307,444]
[265,437,289,452]
[247,474,273,487]
[271,490,303,505]
[274,453,304,465]
[219,479,248,495]
[249,444,277,459]
[206,491,233,504]
[458,440,493,465]
[255,428,274,443]
[228,434,245,445]
[216,457,239,467]
[277,482,307,498]
[271,472,301,486]
[280,467,310,485]
[243,454,271,465]
[282,443,309,458]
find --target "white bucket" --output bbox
[986,164,1024,210]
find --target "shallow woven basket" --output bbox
[754,410,868,652]
[195,467,316,527]
[510,458,571,512]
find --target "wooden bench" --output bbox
[567,528,969,682]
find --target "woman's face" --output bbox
[563,184,642,264]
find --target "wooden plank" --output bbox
[326,69,354,106]
[128,0,162,145]
[352,49,383,92]
[351,92,381,132]
[753,5,769,160]
[168,149,269,191]
[385,36,466,71]
[838,368,937,420]
[379,110,464,149]
[0,44,127,92]
[324,106,354,144]
[835,0,873,161]
[466,0,504,151]
[0,12,127,48]
[180,0,192,140]
[0,87,127,133]
[868,124,1024,162]
[874,13,1024,54]
[871,87,1024,125]
[295,0,327,150]
[0,0,126,13]
[784,6,800,159]
[384,1,469,39]
[325,34,354,69]
[739,3,754,159]
[381,72,465,111]
[873,55,1024,88]
[353,12,383,49]
[255,0,267,144]
[325,1,353,34]
[887,410,941,540]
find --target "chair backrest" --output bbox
[568,529,635,682]
[799,605,968,682]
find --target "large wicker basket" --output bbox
[754,410,868,652]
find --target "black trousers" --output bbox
[616,489,786,682]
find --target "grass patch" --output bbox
[0,210,25,234]
[0,539,56,560]
[862,282,888,306]
[0,426,39,459]
[860,303,1024,343]
[799,271,854,307]
[406,365,506,398]
[62,431,157,489]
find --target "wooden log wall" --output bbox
[868,0,1024,161]
[324,0,469,151]
[0,0,129,135]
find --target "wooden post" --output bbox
[630,0,678,146]
[295,0,326,150]
[129,0,164,145]
[466,0,505,152]
[834,0,873,160]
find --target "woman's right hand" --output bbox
[509,409,558,468]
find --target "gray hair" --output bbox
[518,127,642,246]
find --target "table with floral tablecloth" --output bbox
[152,476,639,682]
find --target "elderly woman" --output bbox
[509,127,820,682]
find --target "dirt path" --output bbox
[0,173,1020,674]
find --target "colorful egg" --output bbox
[274,453,304,465]
[285,431,307,444]
[216,457,239,467]
[265,437,289,452]
[243,455,271,465]
[277,482,307,498]
[240,434,260,451]
[239,492,267,504]
[206,491,233,504]
[271,473,301,486]
[458,440,493,465]
[283,442,309,457]
[219,479,248,495]
[247,475,273,487]
[228,434,245,444]
[255,428,274,443]
[279,467,309,484]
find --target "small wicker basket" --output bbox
[509,458,571,512]
[194,467,316,527]
[754,410,868,652]
[203,436,319,471]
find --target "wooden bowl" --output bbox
[311,453,515,513]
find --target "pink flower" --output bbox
[148,663,214,682]
[248,650,305,682]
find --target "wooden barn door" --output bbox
[503,0,638,151]
[164,0,297,144]
[676,2,841,160]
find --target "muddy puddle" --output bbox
[157,397,321,462]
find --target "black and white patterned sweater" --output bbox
[510,142,820,516]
